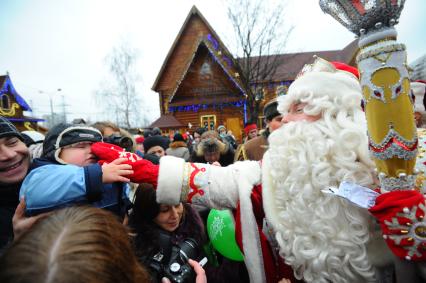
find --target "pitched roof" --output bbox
[240,39,359,83]
[167,39,245,103]
[152,5,235,92]
[148,115,184,129]
[0,75,32,111]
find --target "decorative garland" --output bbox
[169,100,245,113]
[0,103,19,116]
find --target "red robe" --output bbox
[235,185,301,283]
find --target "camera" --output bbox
[149,238,199,283]
[104,134,133,151]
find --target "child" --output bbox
[19,123,133,217]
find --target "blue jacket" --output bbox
[20,158,130,217]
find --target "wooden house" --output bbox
[0,74,44,131]
[151,6,358,141]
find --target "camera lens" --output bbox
[178,238,197,261]
[119,136,133,149]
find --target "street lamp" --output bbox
[39,88,61,127]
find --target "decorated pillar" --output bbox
[320,0,416,192]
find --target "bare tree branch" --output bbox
[93,41,143,129]
[226,0,293,123]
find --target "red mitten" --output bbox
[91,142,159,187]
[369,190,426,261]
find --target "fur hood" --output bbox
[195,138,229,157]
[169,141,187,149]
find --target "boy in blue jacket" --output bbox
[19,123,133,217]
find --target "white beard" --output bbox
[267,119,377,283]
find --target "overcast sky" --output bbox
[1,0,425,127]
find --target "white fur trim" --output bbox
[262,151,280,233]
[234,161,266,283]
[157,156,185,204]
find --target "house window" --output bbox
[200,115,216,131]
[1,94,10,109]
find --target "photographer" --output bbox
[92,121,135,152]
[129,185,208,283]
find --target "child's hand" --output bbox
[102,158,134,183]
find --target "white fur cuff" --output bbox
[157,156,185,204]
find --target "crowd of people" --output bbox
[1,23,426,283]
[0,103,280,282]
[1,57,426,282]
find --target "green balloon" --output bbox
[207,209,244,262]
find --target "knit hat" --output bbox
[173,133,185,142]
[263,99,280,121]
[135,136,145,144]
[143,135,169,153]
[244,123,257,135]
[217,125,226,132]
[42,123,103,164]
[0,116,24,141]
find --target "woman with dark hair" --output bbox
[129,185,248,283]
[129,185,206,282]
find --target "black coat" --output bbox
[0,183,20,253]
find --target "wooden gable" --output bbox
[152,6,244,114]
[170,42,244,107]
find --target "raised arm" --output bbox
[157,156,261,209]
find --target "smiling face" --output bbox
[153,203,184,232]
[0,136,30,184]
[59,142,97,166]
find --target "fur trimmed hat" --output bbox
[279,58,362,116]
[42,123,103,164]
[196,130,228,157]
[0,116,24,141]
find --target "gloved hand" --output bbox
[91,142,159,187]
[369,190,426,261]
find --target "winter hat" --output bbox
[152,127,162,136]
[217,125,226,132]
[263,98,280,121]
[173,133,185,142]
[135,136,145,144]
[244,123,257,135]
[143,135,169,153]
[0,116,24,141]
[42,123,103,164]
[196,130,227,157]
[279,57,362,116]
